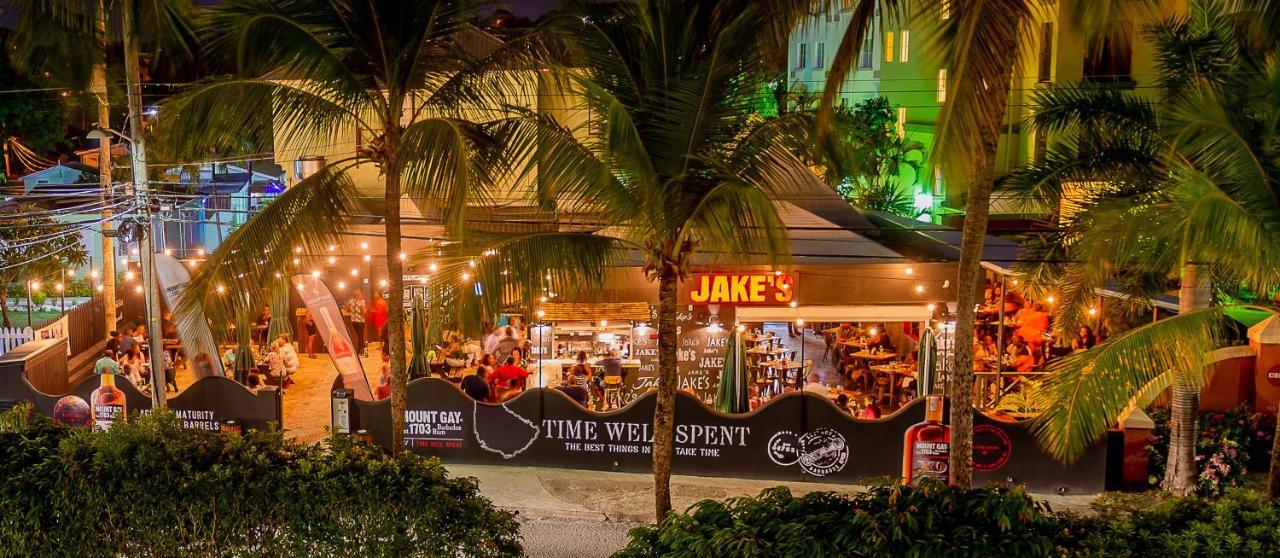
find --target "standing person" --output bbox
[368,293,389,353]
[193,352,215,379]
[493,326,519,362]
[94,349,121,375]
[253,304,272,346]
[484,325,503,355]
[163,350,178,393]
[303,308,319,358]
[345,291,367,357]
[118,325,139,356]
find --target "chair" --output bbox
[602,374,624,410]
[764,366,782,399]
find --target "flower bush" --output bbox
[1146,404,1275,496]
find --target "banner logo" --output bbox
[688,273,795,305]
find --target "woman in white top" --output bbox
[277,336,300,374]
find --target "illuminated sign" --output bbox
[688,273,795,305]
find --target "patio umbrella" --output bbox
[408,295,430,379]
[917,326,936,396]
[233,310,257,385]
[266,281,292,344]
[714,327,748,413]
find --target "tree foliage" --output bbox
[0,203,89,327]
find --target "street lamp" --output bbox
[87,127,167,407]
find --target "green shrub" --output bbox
[613,482,1060,558]
[0,406,521,557]
[1058,489,1280,557]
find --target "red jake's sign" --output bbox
[1266,365,1280,387]
[688,273,796,305]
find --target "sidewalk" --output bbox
[446,464,1099,523]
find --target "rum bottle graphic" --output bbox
[903,395,950,486]
[90,373,127,430]
[329,327,354,359]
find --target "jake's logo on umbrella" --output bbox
[688,273,795,305]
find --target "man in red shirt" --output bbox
[489,355,530,394]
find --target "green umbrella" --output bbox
[408,295,430,379]
[267,281,292,344]
[714,328,748,413]
[233,310,257,385]
[917,327,936,396]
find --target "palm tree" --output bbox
[1010,1,1280,496]
[4,0,197,338]
[423,0,829,519]
[157,0,517,453]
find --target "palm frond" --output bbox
[679,180,790,269]
[176,160,360,338]
[396,117,503,236]
[1027,85,1159,139]
[1031,306,1229,463]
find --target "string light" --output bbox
[65,268,74,278]
[927,303,937,312]
[536,310,546,319]
[869,327,878,335]
[273,272,282,279]
[294,246,303,254]
[55,283,64,292]
[429,262,438,272]
[736,324,746,332]
[418,276,428,284]
[134,285,143,293]
[915,284,925,293]
[337,281,346,289]
[215,285,226,294]
[327,256,337,264]
[905,266,914,275]
[196,248,206,257]
[350,268,359,276]
[378,279,388,287]
[359,242,369,250]
[600,320,608,327]
[461,272,470,281]
[292,258,301,265]
[125,271,135,281]
[310,270,321,279]
[327,244,336,252]
[540,296,548,303]
[469,260,476,268]
[796,318,805,327]
[398,252,406,261]
[130,247,139,256]
[89,269,99,279]
[789,300,797,308]
[164,248,173,256]
[1046,295,1055,304]
[296,283,305,291]
[1011,278,1019,286]
[95,284,104,292]
[1087,307,1098,316]
[363,254,371,262]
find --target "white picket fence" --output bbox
[0,327,35,356]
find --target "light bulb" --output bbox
[350,268,359,276]
[600,320,608,327]
[292,258,301,265]
[379,279,388,287]
[125,271,135,281]
[360,242,369,250]
[927,303,937,312]
[915,284,925,293]
[90,269,99,279]
[469,260,476,268]
[905,266,914,275]
[327,256,336,264]
[65,268,74,277]
[215,285,226,294]
[29,280,40,290]
[1047,295,1055,304]
[327,244,336,252]
[134,285,143,293]
[363,254,371,262]
[398,252,406,260]
[55,283,64,291]
[796,318,805,326]
[164,248,173,256]
[337,281,346,289]
[96,284,104,292]
[536,310,545,318]
[294,246,303,254]
[461,272,470,281]
[736,324,746,332]
[196,248,206,257]
[311,270,321,279]
[429,262,438,272]
[789,300,797,308]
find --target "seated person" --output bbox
[460,365,491,402]
[490,355,530,392]
[245,371,264,393]
[555,368,591,407]
[496,379,523,402]
[802,372,827,395]
[858,395,881,419]
[867,325,894,352]
[1006,334,1036,373]
[834,393,852,414]
[835,323,856,343]
[374,363,391,400]
[1071,326,1097,352]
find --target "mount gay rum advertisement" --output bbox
[154,252,225,378]
[903,395,951,486]
[295,274,373,400]
[90,373,127,430]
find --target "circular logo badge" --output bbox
[52,395,92,427]
[797,428,849,477]
[1267,365,1280,387]
[767,431,801,466]
[972,424,1012,472]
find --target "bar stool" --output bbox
[764,365,782,398]
[602,374,623,410]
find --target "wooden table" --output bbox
[850,350,897,361]
[745,346,787,355]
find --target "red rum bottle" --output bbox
[91,372,127,430]
[903,395,950,486]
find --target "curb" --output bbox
[504,506,611,522]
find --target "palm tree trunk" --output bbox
[385,149,408,455]
[1163,262,1209,495]
[93,0,116,336]
[652,270,678,520]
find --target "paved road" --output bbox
[521,518,638,558]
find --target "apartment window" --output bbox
[1083,23,1133,83]
[815,43,825,68]
[941,0,951,20]
[858,32,874,69]
[884,32,895,62]
[937,68,947,103]
[934,168,944,196]
[900,30,910,62]
[896,106,907,138]
[1038,22,1054,83]
[797,43,807,68]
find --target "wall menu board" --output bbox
[621,308,729,406]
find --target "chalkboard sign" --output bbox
[675,318,728,405]
[627,324,660,405]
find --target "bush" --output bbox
[613,482,1060,558]
[1059,490,1280,557]
[0,406,521,557]
[1146,404,1275,495]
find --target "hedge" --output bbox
[615,483,1280,558]
[0,406,521,557]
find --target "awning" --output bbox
[538,302,651,322]
[733,305,934,324]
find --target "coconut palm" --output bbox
[1008,1,1280,496]
[4,0,197,337]
[420,0,831,519]
[157,0,521,453]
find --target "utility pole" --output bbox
[122,4,166,407]
[93,0,117,337]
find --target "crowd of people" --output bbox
[96,325,178,395]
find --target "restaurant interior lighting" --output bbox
[363,254,371,262]
[1047,295,1055,304]
[774,270,782,276]
[360,242,369,250]
[905,266,914,275]
[869,327,878,335]
[130,247,139,256]
[736,324,746,332]
[1087,307,1098,316]
[419,276,428,284]
[600,320,608,327]
[292,258,301,265]
[134,285,142,293]
[461,272,470,281]
[274,272,282,279]
[125,271,135,281]
[55,283,64,291]
[429,262,438,272]
[311,270,321,278]
[327,256,337,264]
[927,303,937,312]
[539,296,548,303]
[1012,278,1019,286]
[196,248,206,257]
[796,318,805,327]
[337,281,346,289]
[379,279,388,287]
[215,285,226,294]
[327,244,336,252]
[294,246,303,254]
[915,284,925,293]
[469,260,476,268]
[399,252,406,260]
[351,268,359,276]
[789,300,797,308]
[536,310,545,319]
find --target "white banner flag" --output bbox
[295,274,372,400]
[154,253,225,378]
